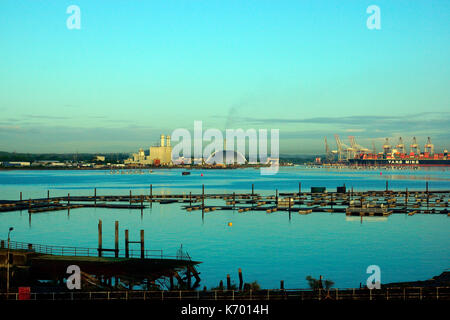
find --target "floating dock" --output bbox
[0,183,448,217]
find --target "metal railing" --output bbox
[1,240,191,261]
[0,287,449,301]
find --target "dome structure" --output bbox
[205,150,247,165]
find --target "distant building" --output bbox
[1,161,31,167]
[125,134,173,166]
[94,155,106,162]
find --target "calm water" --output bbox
[0,166,449,289]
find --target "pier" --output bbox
[0,184,448,217]
[0,221,201,291]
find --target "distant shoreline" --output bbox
[0,164,279,171]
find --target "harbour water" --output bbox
[0,166,449,289]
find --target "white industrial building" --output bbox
[125,134,173,166]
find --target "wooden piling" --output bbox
[150,184,153,207]
[189,192,192,207]
[280,280,284,290]
[129,190,132,205]
[238,268,243,291]
[98,220,102,257]
[227,274,231,290]
[115,221,119,258]
[276,189,278,203]
[252,184,254,195]
[140,230,145,259]
[406,188,408,206]
[187,267,192,289]
[94,188,97,207]
[386,181,388,192]
[202,184,205,211]
[68,193,70,206]
[233,192,236,209]
[299,182,301,194]
[331,192,333,209]
[125,229,129,258]
[47,190,49,203]
[20,192,22,202]
[288,196,291,213]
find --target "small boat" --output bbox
[182,171,191,176]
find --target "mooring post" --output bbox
[141,195,144,214]
[150,184,153,207]
[227,274,231,290]
[125,230,129,258]
[140,230,145,259]
[187,267,192,289]
[94,188,97,207]
[426,181,429,206]
[129,190,132,205]
[98,219,102,257]
[405,188,408,207]
[280,280,284,290]
[288,196,291,213]
[115,221,119,258]
[202,184,205,211]
[238,268,243,291]
[20,192,22,202]
[299,182,301,195]
[233,192,236,209]
[47,190,49,203]
[276,189,278,203]
[331,192,334,209]
[252,184,254,195]
[386,181,388,192]
[189,192,192,207]
[68,193,70,206]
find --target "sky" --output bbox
[0,0,449,154]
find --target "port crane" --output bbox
[348,136,370,155]
[396,137,406,154]
[382,138,392,154]
[333,134,354,161]
[410,137,420,155]
[324,137,334,162]
[424,137,434,154]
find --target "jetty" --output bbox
[0,183,448,218]
[0,220,201,292]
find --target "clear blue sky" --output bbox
[0,0,449,154]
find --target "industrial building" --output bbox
[125,134,173,166]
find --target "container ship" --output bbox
[323,136,450,167]
[347,153,450,167]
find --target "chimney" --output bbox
[166,135,171,147]
[160,134,165,147]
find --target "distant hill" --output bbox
[0,151,129,163]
